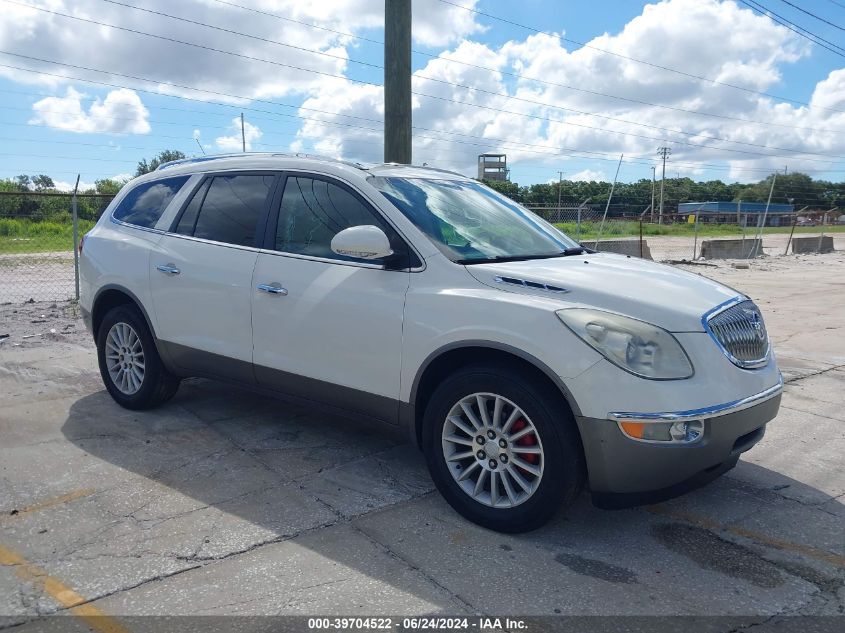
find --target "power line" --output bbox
[23,0,844,158]
[436,0,845,112]
[777,0,845,30]
[739,0,845,57]
[97,0,845,136]
[11,0,845,163]
[6,48,843,168]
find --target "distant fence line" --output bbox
[0,192,840,304]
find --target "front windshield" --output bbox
[370,177,579,263]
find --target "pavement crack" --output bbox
[352,522,479,615]
[784,363,845,384]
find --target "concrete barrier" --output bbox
[791,236,834,254]
[700,238,762,259]
[584,239,652,260]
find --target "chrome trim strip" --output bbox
[608,374,783,421]
[702,296,771,369]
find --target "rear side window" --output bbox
[275,176,394,262]
[174,174,274,247]
[112,176,189,228]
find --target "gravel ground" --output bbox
[0,300,90,350]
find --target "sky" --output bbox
[1,0,844,190]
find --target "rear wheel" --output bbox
[422,364,584,532]
[97,305,180,409]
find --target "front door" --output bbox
[251,174,411,422]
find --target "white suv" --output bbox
[80,154,782,532]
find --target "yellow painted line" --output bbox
[0,544,131,633]
[648,505,845,568]
[6,488,96,520]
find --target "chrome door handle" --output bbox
[156,264,180,275]
[257,283,288,295]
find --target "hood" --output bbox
[464,253,740,332]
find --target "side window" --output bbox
[275,177,395,262]
[112,176,189,228]
[174,174,274,247]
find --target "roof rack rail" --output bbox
[156,153,275,171]
[378,162,467,178]
[155,152,370,172]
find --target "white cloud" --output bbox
[53,179,96,192]
[4,0,845,183]
[215,117,262,152]
[567,169,607,182]
[289,0,845,182]
[29,87,150,134]
[52,172,129,192]
[0,0,483,103]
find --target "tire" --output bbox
[422,363,584,533]
[96,304,180,410]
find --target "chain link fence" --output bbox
[0,194,840,305]
[526,204,842,263]
[0,192,114,304]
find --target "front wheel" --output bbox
[422,364,584,532]
[96,304,180,410]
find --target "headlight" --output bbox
[556,308,694,380]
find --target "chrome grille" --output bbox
[705,300,769,368]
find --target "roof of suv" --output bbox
[152,153,468,181]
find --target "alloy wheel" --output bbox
[441,392,544,508]
[105,322,145,395]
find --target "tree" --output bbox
[94,178,126,195]
[31,174,55,191]
[135,150,187,176]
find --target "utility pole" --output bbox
[384,0,412,164]
[241,113,246,153]
[650,166,656,223]
[657,146,671,224]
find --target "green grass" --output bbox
[553,221,845,240]
[0,218,841,255]
[0,218,95,254]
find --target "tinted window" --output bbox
[176,174,274,247]
[174,179,210,237]
[275,177,393,262]
[113,176,189,228]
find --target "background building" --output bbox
[477,154,508,181]
[677,201,794,226]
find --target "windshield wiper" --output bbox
[458,246,594,265]
[562,246,595,256]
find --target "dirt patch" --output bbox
[0,300,91,350]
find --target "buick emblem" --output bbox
[746,310,765,341]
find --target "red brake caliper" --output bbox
[510,419,539,474]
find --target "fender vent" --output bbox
[494,276,569,294]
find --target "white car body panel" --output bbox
[148,235,258,365]
[251,251,409,399]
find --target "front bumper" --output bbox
[576,378,782,508]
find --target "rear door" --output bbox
[149,172,278,382]
[251,174,414,422]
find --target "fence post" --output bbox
[639,219,643,258]
[785,213,797,256]
[818,212,827,254]
[692,210,700,260]
[72,175,80,302]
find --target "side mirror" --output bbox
[330,225,394,260]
